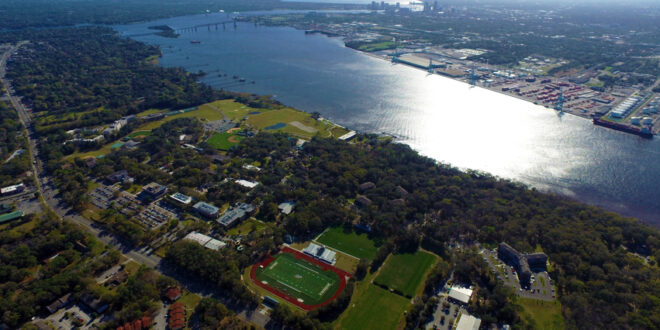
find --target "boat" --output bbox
[592,117,653,139]
[190,40,201,44]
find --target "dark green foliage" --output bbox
[6,27,220,135]
[0,215,100,328]
[165,241,259,307]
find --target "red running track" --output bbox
[250,246,351,311]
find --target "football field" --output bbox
[255,253,340,306]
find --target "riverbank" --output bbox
[351,49,658,138]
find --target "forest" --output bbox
[52,122,660,328]
[0,0,363,30]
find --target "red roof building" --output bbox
[165,286,182,302]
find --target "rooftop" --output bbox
[169,192,192,205]
[456,314,481,330]
[193,201,220,216]
[278,202,296,214]
[235,179,259,189]
[217,203,255,227]
[448,285,473,304]
[0,210,23,224]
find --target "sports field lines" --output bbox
[250,247,352,310]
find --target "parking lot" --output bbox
[481,249,555,301]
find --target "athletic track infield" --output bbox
[250,246,351,311]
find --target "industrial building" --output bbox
[609,96,641,118]
[303,242,337,265]
[217,203,255,227]
[193,201,220,219]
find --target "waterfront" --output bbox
[115,13,660,227]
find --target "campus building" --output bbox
[447,285,474,305]
[141,182,167,199]
[193,201,220,219]
[169,192,193,206]
[303,243,337,265]
[217,203,255,227]
[498,242,548,287]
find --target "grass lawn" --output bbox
[246,108,346,139]
[127,130,151,138]
[207,132,244,150]
[338,285,410,330]
[138,104,225,131]
[209,99,264,121]
[316,226,379,260]
[518,298,565,330]
[358,41,396,52]
[255,253,340,306]
[179,291,202,313]
[374,250,437,297]
[227,218,269,236]
[123,260,141,276]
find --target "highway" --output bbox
[0,44,270,328]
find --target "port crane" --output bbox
[469,65,479,86]
[554,89,565,112]
[428,59,434,74]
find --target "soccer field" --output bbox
[256,253,340,306]
[374,250,438,297]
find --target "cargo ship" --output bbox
[190,40,201,44]
[592,117,653,139]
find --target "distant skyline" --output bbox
[285,0,660,7]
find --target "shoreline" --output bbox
[353,49,658,138]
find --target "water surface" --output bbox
[114,13,660,227]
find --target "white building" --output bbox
[235,179,259,189]
[1,183,25,196]
[448,285,474,305]
[303,243,337,265]
[183,231,226,251]
[456,314,481,330]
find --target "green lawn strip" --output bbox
[374,250,438,297]
[207,132,244,150]
[315,226,379,260]
[518,297,565,330]
[255,253,340,306]
[338,285,410,330]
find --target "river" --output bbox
[114,12,660,228]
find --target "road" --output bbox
[0,44,271,328]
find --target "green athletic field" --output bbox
[316,227,379,260]
[339,285,410,330]
[374,250,437,297]
[256,253,340,305]
[207,132,243,150]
